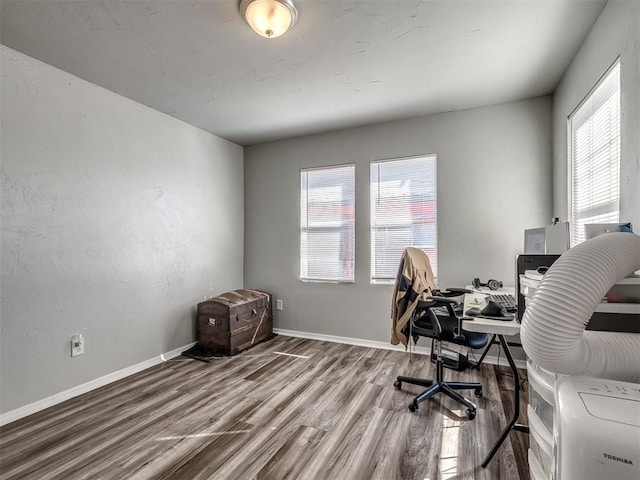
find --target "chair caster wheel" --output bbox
[474,388,483,398]
[466,409,476,420]
[394,380,402,390]
[408,402,418,412]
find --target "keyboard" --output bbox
[489,294,517,312]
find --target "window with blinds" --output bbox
[300,164,355,282]
[569,60,620,246]
[370,155,437,283]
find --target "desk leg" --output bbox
[481,334,529,468]
[473,334,497,369]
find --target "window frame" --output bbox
[370,154,438,284]
[568,59,621,247]
[299,163,356,283]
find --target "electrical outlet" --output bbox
[71,334,84,357]
[276,299,283,311]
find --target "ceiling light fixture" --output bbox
[240,0,298,39]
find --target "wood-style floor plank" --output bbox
[0,335,529,480]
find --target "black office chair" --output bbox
[394,290,490,420]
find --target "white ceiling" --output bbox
[1,0,606,146]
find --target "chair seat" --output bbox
[457,331,490,349]
[414,314,489,349]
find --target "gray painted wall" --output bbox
[244,97,552,343]
[552,0,640,228]
[0,46,244,413]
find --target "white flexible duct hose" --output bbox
[521,232,640,382]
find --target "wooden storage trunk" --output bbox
[196,289,273,355]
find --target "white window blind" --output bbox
[370,155,437,283]
[300,165,355,282]
[569,60,620,246]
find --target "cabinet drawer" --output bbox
[528,405,553,478]
[528,448,550,480]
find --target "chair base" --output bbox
[394,375,482,420]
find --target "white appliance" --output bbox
[555,376,640,480]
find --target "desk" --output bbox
[462,295,529,468]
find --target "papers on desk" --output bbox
[463,293,516,321]
[463,293,488,313]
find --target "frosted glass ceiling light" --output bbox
[240,0,298,38]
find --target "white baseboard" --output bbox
[0,342,196,427]
[274,328,527,370]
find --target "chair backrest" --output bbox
[391,247,439,346]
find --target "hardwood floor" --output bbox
[0,335,529,480]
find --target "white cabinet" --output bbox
[526,359,556,480]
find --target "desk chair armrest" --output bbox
[428,295,459,304]
[440,287,472,296]
[417,296,460,331]
[410,309,442,338]
[421,292,470,342]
